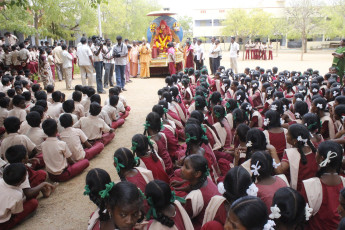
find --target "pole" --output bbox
[98,4,102,37]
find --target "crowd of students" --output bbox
[244,41,274,60]
[80,64,345,230]
[0,74,130,228]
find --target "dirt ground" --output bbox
[16,50,333,230]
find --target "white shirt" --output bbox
[62,50,73,68]
[103,46,114,64]
[76,44,93,66]
[91,44,104,62]
[209,42,215,58]
[113,43,128,66]
[230,42,239,58]
[195,44,204,61]
[212,44,222,58]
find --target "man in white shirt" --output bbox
[76,37,94,87]
[61,44,73,90]
[208,37,216,75]
[113,36,128,91]
[91,36,106,94]
[229,37,239,74]
[52,44,63,81]
[18,43,30,64]
[211,39,222,74]
[103,39,114,88]
[195,39,204,70]
[4,32,17,46]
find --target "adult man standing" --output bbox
[18,43,30,68]
[4,32,17,46]
[113,36,128,91]
[61,44,73,90]
[332,38,345,85]
[209,37,215,75]
[229,37,239,74]
[211,39,221,74]
[195,39,204,70]
[91,36,106,94]
[76,37,94,87]
[52,43,63,81]
[103,39,114,88]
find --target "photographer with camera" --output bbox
[91,35,106,94]
[103,39,114,88]
[113,36,128,91]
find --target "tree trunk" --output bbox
[301,35,305,61]
[34,12,39,46]
[242,37,245,61]
[304,38,308,53]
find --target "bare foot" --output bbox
[42,182,59,198]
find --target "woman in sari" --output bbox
[185,41,194,68]
[332,38,345,85]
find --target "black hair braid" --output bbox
[98,200,110,221]
[155,213,174,227]
[296,141,307,165]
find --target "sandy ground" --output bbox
[15,50,333,230]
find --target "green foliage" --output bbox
[101,0,159,41]
[177,15,193,41]
[0,5,34,34]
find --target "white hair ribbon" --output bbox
[282,105,287,112]
[264,118,270,126]
[217,182,225,194]
[224,83,228,87]
[319,151,337,167]
[246,183,258,197]
[305,203,313,221]
[312,88,318,93]
[316,103,323,109]
[297,136,308,143]
[271,104,277,111]
[280,118,285,125]
[296,98,302,102]
[272,159,281,169]
[251,161,261,176]
[237,95,241,100]
[269,205,281,219]
[246,141,253,147]
[333,91,339,97]
[252,83,258,88]
[263,220,276,230]
[295,112,301,119]
[246,104,252,111]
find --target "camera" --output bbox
[93,36,104,46]
[113,50,121,58]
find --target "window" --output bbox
[194,20,212,27]
[200,10,206,13]
[219,9,225,13]
[213,19,224,26]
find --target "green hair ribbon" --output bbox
[186,133,197,143]
[99,182,115,199]
[203,93,208,98]
[143,121,150,130]
[134,156,140,165]
[170,191,186,204]
[138,188,146,199]
[195,101,200,107]
[226,102,230,108]
[131,141,138,151]
[201,125,207,133]
[114,157,125,174]
[224,110,227,116]
[147,136,154,145]
[307,122,318,130]
[161,121,165,130]
[233,114,237,121]
[205,167,210,177]
[146,197,157,219]
[163,108,168,114]
[83,185,90,196]
[215,111,222,118]
[201,135,208,141]
[219,97,223,101]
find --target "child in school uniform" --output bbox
[73,102,115,146]
[90,94,112,127]
[81,87,93,114]
[0,163,39,229]
[47,91,63,120]
[57,100,78,133]
[1,116,38,160]
[72,91,85,119]
[0,97,9,135]
[23,91,34,113]
[41,119,89,182]
[46,85,54,104]
[102,95,125,129]
[8,95,27,123]
[59,114,104,161]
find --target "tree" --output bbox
[323,0,345,38]
[177,16,192,42]
[268,17,289,57]
[0,5,34,35]
[285,0,324,60]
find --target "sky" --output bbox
[156,0,334,16]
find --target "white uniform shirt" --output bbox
[230,42,239,58]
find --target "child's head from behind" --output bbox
[26,111,41,128]
[12,95,25,109]
[90,94,101,104]
[3,163,27,186]
[5,145,27,164]
[223,166,251,204]
[4,116,20,133]
[113,148,139,179]
[52,91,62,103]
[59,113,73,128]
[226,196,268,230]
[105,181,144,229]
[0,97,10,109]
[42,118,58,137]
[72,91,82,102]
[271,187,306,229]
[62,100,75,113]
[316,140,343,177]
[250,151,274,181]
[89,102,102,116]
[46,85,54,93]
[109,95,119,107]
